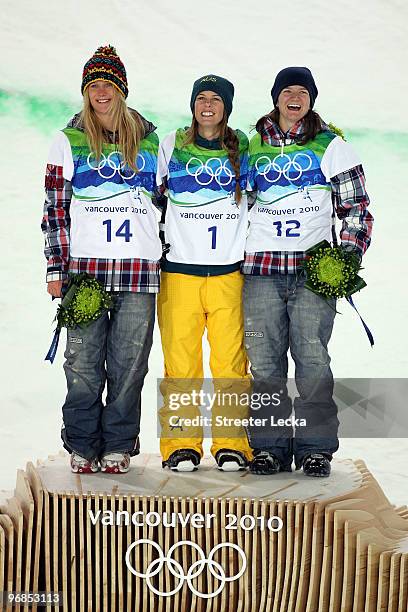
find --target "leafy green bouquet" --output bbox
[56,273,113,329]
[45,273,112,363]
[302,240,366,300]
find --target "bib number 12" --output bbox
[103,219,133,242]
[273,219,300,237]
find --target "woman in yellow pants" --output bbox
[157,74,253,471]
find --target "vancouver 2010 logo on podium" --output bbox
[125,539,247,598]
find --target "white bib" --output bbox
[165,194,248,265]
[158,129,250,265]
[246,134,361,253]
[246,187,333,252]
[47,131,162,261]
[70,191,162,260]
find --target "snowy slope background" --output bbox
[1,0,407,501]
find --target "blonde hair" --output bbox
[80,87,144,171]
[184,115,242,204]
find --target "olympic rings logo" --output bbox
[87,151,145,180]
[186,156,233,187]
[125,539,247,598]
[255,153,312,182]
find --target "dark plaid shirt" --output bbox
[42,133,161,293]
[242,118,373,275]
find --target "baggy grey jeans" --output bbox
[61,292,155,460]
[243,273,339,469]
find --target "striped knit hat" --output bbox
[81,45,128,98]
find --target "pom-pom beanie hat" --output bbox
[81,45,128,98]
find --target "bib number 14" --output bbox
[103,219,133,242]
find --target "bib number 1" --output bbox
[103,219,133,242]
[208,225,217,249]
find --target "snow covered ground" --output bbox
[1,0,407,504]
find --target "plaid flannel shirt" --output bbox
[242,118,373,275]
[41,121,162,293]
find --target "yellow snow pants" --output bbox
[158,271,253,462]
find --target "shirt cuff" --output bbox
[46,270,69,283]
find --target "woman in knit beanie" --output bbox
[243,66,373,478]
[41,45,162,475]
[157,75,253,473]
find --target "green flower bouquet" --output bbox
[56,273,113,329]
[302,240,366,299]
[45,273,113,363]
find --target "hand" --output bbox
[47,280,64,297]
[340,245,362,266]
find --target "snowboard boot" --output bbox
[302,453,331,478]
[70,453,99,474]
[249,450,285,475]
[162,449,201,472]
[215,449,249,472]
[100,452,131,474]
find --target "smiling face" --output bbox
[87,80,116,116]
[277,85,310,132]
[194,90,225,135]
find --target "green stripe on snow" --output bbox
[1,89,408,155]
[0,89,76,135]
[0,89,188,138]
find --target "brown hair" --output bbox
[80,88,145,171]
[184,115,242,203]
[255,108,324,145]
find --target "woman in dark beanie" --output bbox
[157,75,253,472]
[41,45,162,474]
[243,67,373,477]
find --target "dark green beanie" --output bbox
[190,74,234,118]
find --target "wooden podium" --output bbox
[0,453,407,611]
